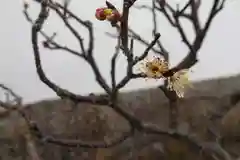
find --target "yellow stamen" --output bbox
[103,9,113,16]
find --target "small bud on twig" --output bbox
[23,0,30,9]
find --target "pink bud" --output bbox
[95,8,107,21]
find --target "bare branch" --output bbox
[133,33,161,64]
[0,84,22,104]
[27,98,233,160]
[0,84,42,160]
[190,0,201,34]
[173,12,194,52]
[106,1,117,10]
[159,85,178,128]
[50,1,111,94]
[173,0,226,71]
[127,0,138,8]
[141,0,228,73]
[111,38,120,91]
[106,27,163,55]
[120,0,130,57]
[133,0,229,131]
[28,121,134,148]
[63,0,71,17]
[0,100,15,111]
[116,33,161,90]
[48,3,86,55]
[151,0,169,60]
[53,2,95,56]
[156,2,177,26]
[30,0,109,105]
[23,9,84,57]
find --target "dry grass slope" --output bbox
[1,74,240,160]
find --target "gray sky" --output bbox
[0,0,240,103]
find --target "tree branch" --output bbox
[50,1,112,94]
[30,0,109,105]
[111,38,120,91]
[25,1,233,159]
[0,84,43,160]
[116,33,161,90]
[0,84,22,104]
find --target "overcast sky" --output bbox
[0,0,240,103]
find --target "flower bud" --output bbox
[95,8,107,21]
[106,10,121,23]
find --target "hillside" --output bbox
[1,74,240,160]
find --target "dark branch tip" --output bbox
[155,33,161,38]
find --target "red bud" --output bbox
[95,8,107,21]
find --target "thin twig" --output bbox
[133,33,161,65]
[120,0,130,57]
[116,33,161,90]
[51,2,111,94]
[0,84,22,104]
[111,38,121,91]
[31,0,109,105]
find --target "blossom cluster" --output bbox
[139,56,191,98]
[95,4,191,98]
[95,7,121,23]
